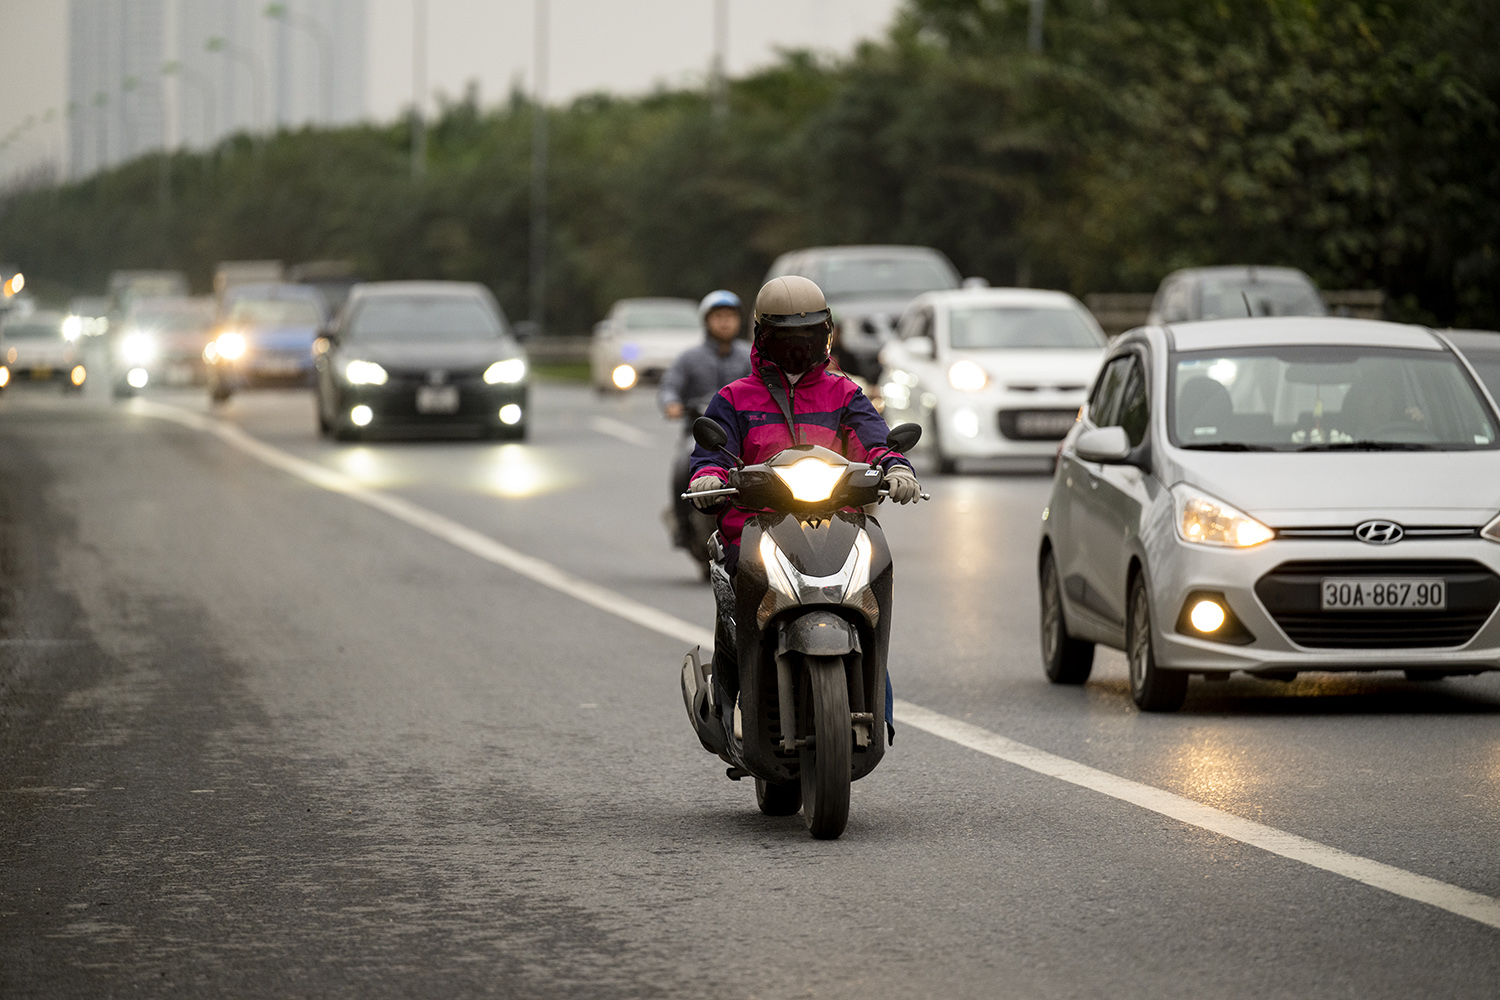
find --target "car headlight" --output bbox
[773,457,845,503]
[215,332,247,360]
[484,358,526,384]
[120,332,158,366]
[62,316,83,341]
[344,360,389,385]
[1172,484,1274,547]
[948,359,988,392]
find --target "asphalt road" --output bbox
[2,379,1498,998]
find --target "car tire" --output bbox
[1040,552,1094,684]
[1127,573,1188,712]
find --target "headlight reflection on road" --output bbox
[1165,739,1260,812]
[476,444,566,498]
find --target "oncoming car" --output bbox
[314,281,529,440]
[1,310,86,390]
[111,296,217,393]
[1040,317,1500,711]
[205,283,326,401]
[1147,265,1326,325]
[590,298,700,392]
[879,288,1107,472]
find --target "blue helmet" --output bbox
[698,289,742,324]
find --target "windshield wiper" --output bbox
[1295,440,1437,452]
[1179,442,1274,451]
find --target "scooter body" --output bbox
[681,423,923,838]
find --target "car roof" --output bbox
[781,244,948,261]
[348,280,491,300]
[1166,316,1444,352]
[916,287,1083,310]
[1161,265,1316,285]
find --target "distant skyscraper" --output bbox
[68,0,366,178]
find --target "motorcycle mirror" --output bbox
[885,422,922,453]
[692,416,729,452]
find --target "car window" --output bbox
[897,308,933,341]
[1198,277,1325,320]
[1170,346,1498,451]
[948,306,1104,350]
[226,297,324,327]
[1088,355,1133,426]
[349,296,503,342]
[1159,281,1192,323]
[807,257,958,299]
[619,304,698,330]
[1116,358,1149,447]
[2,321,63,340]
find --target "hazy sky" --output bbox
[0,0,902,185]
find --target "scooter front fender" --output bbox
[777,610,860,657]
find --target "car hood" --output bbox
[246,324,319,350]
[951,348,1104,390]
[341,339,524,372]
[1166,450,1500,527]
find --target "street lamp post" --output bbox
[411,0,427,180]
[206,35,267,134]
[162,60,216,149]
[1028,0,1046,52]
[712,0,728,119]
[530,0,549,335]
[264,3,334,124]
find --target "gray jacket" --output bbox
[658,337,753,412]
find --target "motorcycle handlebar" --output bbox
[679,487,931,502]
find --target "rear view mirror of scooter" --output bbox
[885,422,922,453]
[693,416,728,451]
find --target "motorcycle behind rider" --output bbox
[686,276,921,752]
[660,290,752,554]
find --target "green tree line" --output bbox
[2,0,1496,331]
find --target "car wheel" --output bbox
[1040,552,1094,684]
[1127,573,1187,712]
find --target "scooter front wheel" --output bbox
[800,655,851,839]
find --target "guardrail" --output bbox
[1084,290,1387,338]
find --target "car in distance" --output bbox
[590,297,701,392]
[314,281,529,440]
[204,283,327,401]
[111,296,217,393]
[879,288,1107,473]
[1,310,86,390]
[1040,317,1500,711]
[765,245,963,380]
[1147,266,1326,325]
[1443,330,1500,402]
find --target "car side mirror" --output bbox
[905,335,934,359]
[885,422,922,453]
[692,416,728,452]
[1075,425,1132,463]
[512,320,539,342]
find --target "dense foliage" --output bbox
[2,0,1496,330]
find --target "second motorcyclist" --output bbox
[685,276,922,750]
[660,290,753,552]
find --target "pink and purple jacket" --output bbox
[689,344,913,552]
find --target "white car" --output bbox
[878,288,1108,472]
[1041,317,1500,712]
[590,297,701,392]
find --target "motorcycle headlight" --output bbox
[120,332,158,366]
[484,358,526,384]
[344,360,389,385]
[773,457,845,503]
[215,332,247,360]
[948,359,988,392]
[1172,483,1274,547]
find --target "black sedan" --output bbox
[315,282,529,441]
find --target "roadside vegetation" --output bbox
[1,0,1495,330]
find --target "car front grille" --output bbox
[997,409,1078,441]
[1254,559,1500,649]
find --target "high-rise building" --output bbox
[68,0,366,178]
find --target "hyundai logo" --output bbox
[1355,520,1405,545]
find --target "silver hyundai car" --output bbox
[1039,316,1500,711]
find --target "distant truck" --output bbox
[289,259,361,315]
[107,270,190,314]
[214,260,285,301]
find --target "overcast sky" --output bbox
[0,0,902,186]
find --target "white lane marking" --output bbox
[894,700,1500,931]
[135,399,1500,932]
[589,416,657,449]
[136,401,713,651]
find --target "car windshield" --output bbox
[1198,278,1325,320]
[949,306,1104,350]
[349,296,502,342]
[620,304,698,330]
[3,321,62,340]
[809,258,958,299]
[1171,346,1498,452]
[130,308,213,333]
[226,297,323,328]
